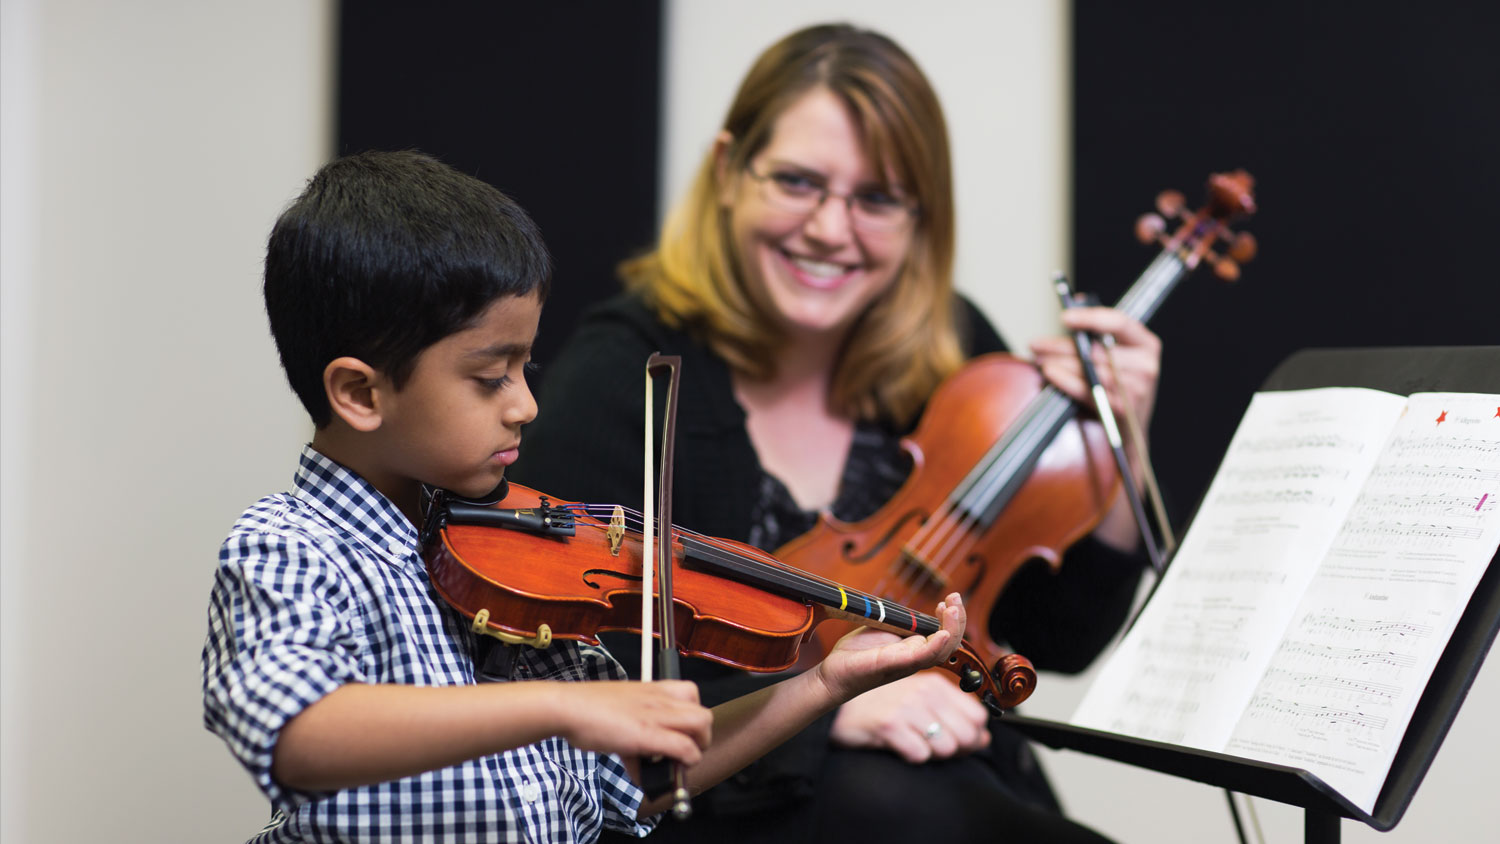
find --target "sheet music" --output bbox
[1073,388,1408,746]
[1072,388,1500,814]
[1224,392,1500,812]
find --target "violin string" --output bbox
[908,389,1069,593]
[559,503,946,632]
[893,252,1185,602]
[846,253,1194,608]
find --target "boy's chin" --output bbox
[454,477,511,506]
[441,474,510,506]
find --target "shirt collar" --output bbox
[292,444,419,565]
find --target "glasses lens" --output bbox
[751,169,914,232]
[850,200,911,232]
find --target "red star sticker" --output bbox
[1436,410,1448,425]
[1494,407,1500,418]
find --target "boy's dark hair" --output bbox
[264,149,552,427]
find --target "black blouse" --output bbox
[508,289,1147,816]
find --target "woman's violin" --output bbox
[419,480,1037,715]
[775,171,1258,670]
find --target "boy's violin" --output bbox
[418,480,1037,715]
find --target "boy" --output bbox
[201,150,967,843]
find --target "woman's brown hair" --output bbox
[620,23,963,426]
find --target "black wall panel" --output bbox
[1074,1,1500,527]
[337,2,663,367]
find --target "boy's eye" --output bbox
[476,361,536,392]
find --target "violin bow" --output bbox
[640,352,692,819]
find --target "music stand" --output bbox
[1006,346,1500,843]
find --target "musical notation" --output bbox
[1137,635,1251,667]
[1219,463,1352,484]
[1298,611,1434,640]
[1259,667,1401,700]
[1211,488,1336,509]
[1243,693,1390,732]
[1351,491,1497,521]
[1174,568,1287,586]
[1385,434,1500,462]
[1337,520,1485,549]
[1234,433,1366,455]
[1365,463,1500,486]
[1276,640,1419,668]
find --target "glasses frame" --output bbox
[742,166,919,234]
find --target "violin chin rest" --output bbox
[453,478,511,507]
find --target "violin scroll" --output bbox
[1135,169,1258,281]
[944,643,1036,710]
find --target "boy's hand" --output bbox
[559,680,712,776]
[812,593,966,706]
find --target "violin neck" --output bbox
[679,535,942,636]
[1114,249,1188,325]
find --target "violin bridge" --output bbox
[607,505,626,556]
[898,550,950,591]
[470,608,554,649]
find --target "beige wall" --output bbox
[1,2,1491,841]
[1,0,331,839]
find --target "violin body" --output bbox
[776,355,1117,669]
[424,482,1038,711]
[429,484,815,672]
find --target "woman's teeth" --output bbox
[789,256,848,278]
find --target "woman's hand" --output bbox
[1030,306,1163,552]
[829,670,991,762]
[1029,306,1161,434]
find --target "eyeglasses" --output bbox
[744,166,918,234]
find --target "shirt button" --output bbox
[387,539,405,556]
[521,780,542,803]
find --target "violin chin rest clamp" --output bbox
[470,608,553,648]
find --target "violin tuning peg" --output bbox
[1212,255,1242,282]
[1155,189,1186,218]
[1135,213,1166,245]
[1228,231,1258,264]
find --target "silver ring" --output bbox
[924,721,942,739]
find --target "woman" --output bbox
[511,23,1160,843]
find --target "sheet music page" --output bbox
[1223,391,1500,813]
[1072,388,1409,748]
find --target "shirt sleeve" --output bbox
[201,514,366,812]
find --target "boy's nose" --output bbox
[506,379,539,426]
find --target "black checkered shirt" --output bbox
[202,446,652,842]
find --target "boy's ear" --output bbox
[713,130,736,207]
[323,356,386,432]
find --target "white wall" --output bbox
[1,2,1491,842]
[1,0,330,840]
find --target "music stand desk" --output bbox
[1007,346,1500,843]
